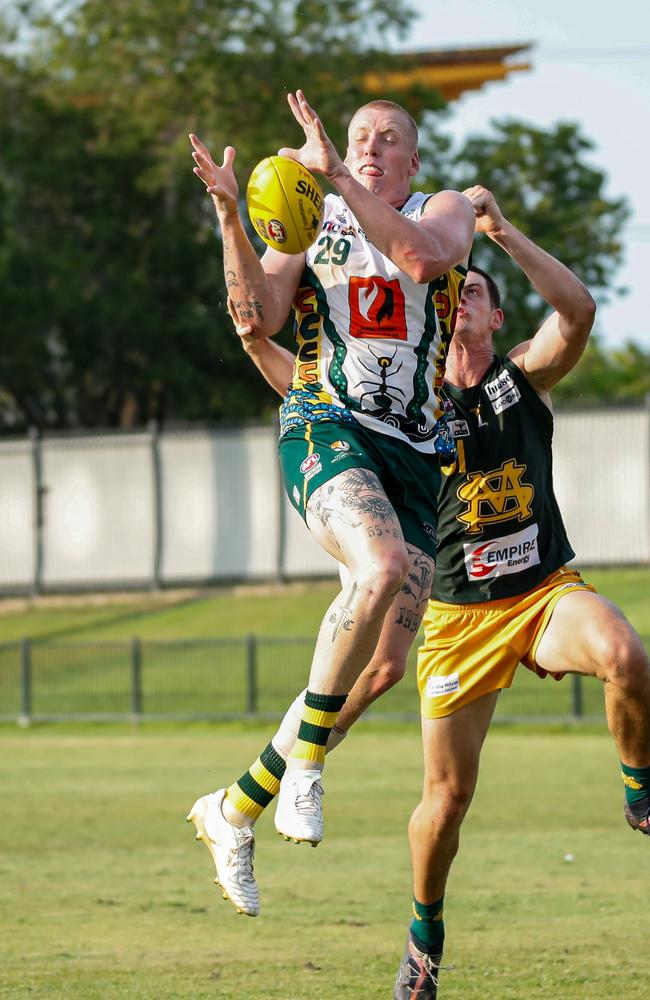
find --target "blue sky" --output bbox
[400,0,650,349]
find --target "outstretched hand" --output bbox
[278,90,347,181]
[190,133,239,212]
[462,185,506,236]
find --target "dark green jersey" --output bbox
[432,356,574,603]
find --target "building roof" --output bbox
[364,43,533,101]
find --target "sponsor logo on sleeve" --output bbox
[485,370,521,414]
[463,524,540,580]
[426,673,461,697]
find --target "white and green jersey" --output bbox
[279,192,467,454]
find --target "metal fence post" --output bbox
[149,420,163,591]
[29,428,44,596]
[131,637,143,724]
[571,674,583,719]
[19,638,32,727]
[246,634,258,716]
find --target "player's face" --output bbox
[344,107,419,207]
[455,272,501,336]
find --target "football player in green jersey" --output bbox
[224,185,650,997]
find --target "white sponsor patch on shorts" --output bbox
[463,524,540,581]
[293,485,301,505]
[485,370,521,414]
[426,672,460,697]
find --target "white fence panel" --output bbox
[0,440,36,589]
[41,435,155,586]
[282,493,338,578]
[160,427,281,581]
[553,409,650,565]
[0,408,647,595]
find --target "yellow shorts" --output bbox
[417,567,596,719]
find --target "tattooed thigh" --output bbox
[393,546,435,634]
[306,468,403,547]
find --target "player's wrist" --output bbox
[328,163,353,187]
[213,196,240,223]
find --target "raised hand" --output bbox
[462,185,506,237]
[278,90,347,181]
[190,133,239,213]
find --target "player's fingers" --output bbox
[192,150,212,171]
[189,133,209,156]
[287,92,308,127]
[222,146,236,169]
[193,166,211,188]
[226,298,241,325]
[277,146,303,161]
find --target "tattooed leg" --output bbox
[335,545,435,728]
[302,468,411,697]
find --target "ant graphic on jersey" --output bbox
[355,344,405,413]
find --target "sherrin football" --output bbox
[246,155,324,254]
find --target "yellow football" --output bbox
[246,155,324,254]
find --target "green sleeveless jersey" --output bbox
[432,356,574,603]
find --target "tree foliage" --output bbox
[0,0,646,432]
[420,119,631,349]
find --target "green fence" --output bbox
[0,636,606,724]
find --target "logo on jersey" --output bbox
[463,524,540,580]
[448,419,470,438]
[348,276,407,340]
[456,459,534,534]
[485,370,521,414]
[330,440,350,452]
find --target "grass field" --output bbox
[1,722,649,999]
[0,567,648,644]
[0,567,648,722]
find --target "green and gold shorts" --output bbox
[279,419,440,558]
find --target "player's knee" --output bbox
[357,549,409,604]
[368,657,406,697]
[597,626,650,693]
[422,782,473,833]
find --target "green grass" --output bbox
[1,567,647,644]
[0,568,647,722]
[1,723,648,999]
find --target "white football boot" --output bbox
[186,788,259,916]
[274,767,324,846]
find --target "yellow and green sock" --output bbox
[410,896,445,953]
[621,761,650,808]
[225,742,286,823]
[289,690,348,765]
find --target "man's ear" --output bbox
[491,308,504,331]
[409,150,420,177]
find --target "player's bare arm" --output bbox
[279,90,474,283]
[464,184,596,392]
[227,298,294,396]
[190,133,303,337]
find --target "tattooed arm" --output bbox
[190,134,304,337]
[227,299,295,395]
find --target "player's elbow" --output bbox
[564,289,596,337]
[408,250,465,284]
[579,290,597,327]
